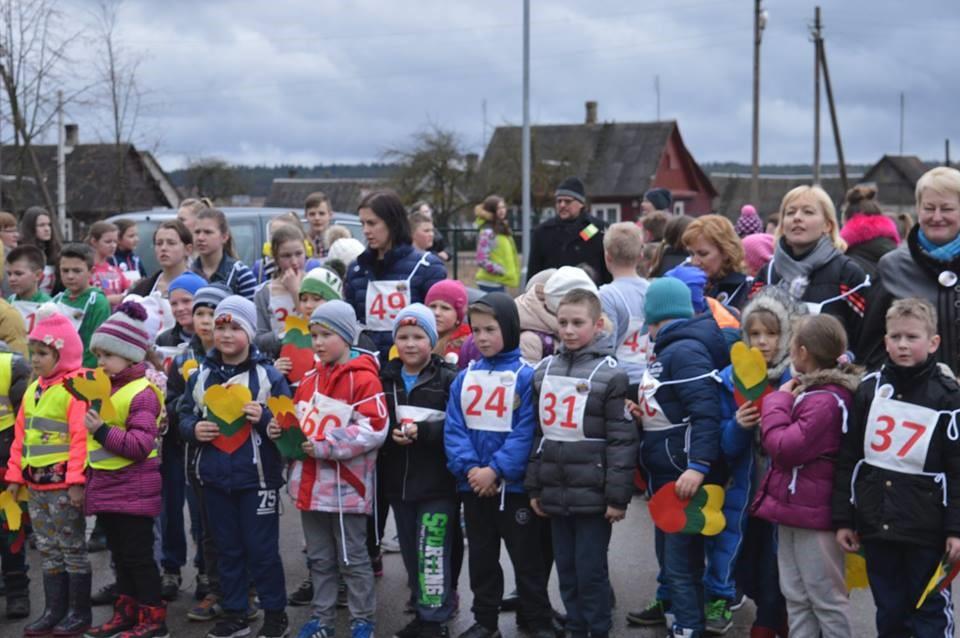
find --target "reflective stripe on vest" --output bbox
[21,381,73,468]
[0,352,12,432]
[87,377,163,471]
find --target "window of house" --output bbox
[673,201,685,216]
[590,203,621,225]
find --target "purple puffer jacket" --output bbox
[84,363,163,517]
[751,367,860,530]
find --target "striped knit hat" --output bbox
[90,301,151,363]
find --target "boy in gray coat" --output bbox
[526,288,638,638]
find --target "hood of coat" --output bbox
[654,313,731,371]
[471,292,520,352]
[516,285,557,336]
[557,331,616,359]
[796,364,862,394]
[840,213,901,249]
[316,349,381,388]
[740,286,807,381]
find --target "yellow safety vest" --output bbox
[87,378,163,471]
[21,381,73,468]
[0,353,14,432]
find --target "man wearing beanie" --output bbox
[642,187,673,216]
[178,294,292,638]
[627,277,730,635]
[380,303,460,638]
[527,176,611,284]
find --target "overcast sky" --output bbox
[60,0,959,170]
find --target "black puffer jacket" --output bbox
[832,357,960,548]
[381,355,459,503]
[525,335,637,515]
[527,213,611,283]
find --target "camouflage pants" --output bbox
[27,488,90,574]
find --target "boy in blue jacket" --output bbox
[444,292,554,638]
[179,296,292,638]
[634,278,730,638]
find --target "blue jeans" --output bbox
[159,439,203,574]
[551,514,612,636]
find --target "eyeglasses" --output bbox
[555,197,576,206]
[0,228,17,234]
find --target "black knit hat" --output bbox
[644,187,673,211]
[555,176,586,203]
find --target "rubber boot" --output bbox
[118,603,169,638]
[5,570,30,619]
[24,570,68,636]
[52,572,92,636]
[751,627,778,638]
[84,594,138,637]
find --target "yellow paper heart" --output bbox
[204,384,253,428]
[284,315,309,336]
[181,359,199,381]
[267,395,295,417]
[0,490,22,531]
[66,368,117,422]
[731,342,768,390]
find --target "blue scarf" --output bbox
[917,229,960,263]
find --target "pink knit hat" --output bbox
[425,280,469,323]
[29,303,84,376]
[743,233,775,275]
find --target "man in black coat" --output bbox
[527,177,611,284]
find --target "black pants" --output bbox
[366,458,389,559]
[393,497,458,623]
[100,513,161,605]
[734,516,785,631]
[552,514,612,636]
[864,539,953,638]
[188,471,221,597]
[461,491,552,631]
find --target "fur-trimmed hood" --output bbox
[740,286,807,382]
[840,213,900,249]
[796,364,862,394]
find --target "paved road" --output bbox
[4,494,954,637]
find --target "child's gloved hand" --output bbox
[735,401,760,429]
[83,409,104,434]
[195,421,220,442]
[675,469,704,500]
[274,357,293,375]
[836,528,860,553]
[605,506,626,524]
[947,536,960,564]
[266,419,282,440]
[242,402,263,423]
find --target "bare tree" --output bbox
[91,0,144,212]
[0,0,85,213]
[383,125,473,228]
[184,157,247,203]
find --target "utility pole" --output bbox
[812,6,822,185]
[899,92,905,155]
[750,0,766,206]
[948,139,952,167]
[481,98,488,152]
[57,90,69,239]
[521,0,531,283]
[819,32,848,193]
[654,75,661,121]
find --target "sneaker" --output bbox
[336,579,347,609]
[371,553,384,578]
[626,599,670,626]
[161,573,181,601]
[288,578,313,607]
[257,610,289,638]
[188,594,224,622]
[704,598,733,635]
[207,614,251,638]
[247,595,261,621]
[729,590,747,611]
[380,535,401,553]
[87,530,109,553]
[296,619,334,638]
[349,619,374,638]
[456,623,501,638]
[419,622,449,638]
[196,574,211,601]
[92,582,119,606]
[391,617,420,638]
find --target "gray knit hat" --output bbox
[310,299,360,346]
[193,283,232,312]
[214,295,257,342]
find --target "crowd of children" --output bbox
[0,181,958,638]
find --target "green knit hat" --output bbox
[644,277,694,327]
[299,266,343,301]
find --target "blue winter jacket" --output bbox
[444,348,536,495]
[645,314,730,474]
[178,346,292,491]
[343,243,446,358]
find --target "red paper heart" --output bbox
[280,344,315,383]
[210,423,252,455]
[647,481,690,534]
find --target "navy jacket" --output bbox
[645,314,730,474]
[178,346,291,491]
[343,243,446,358]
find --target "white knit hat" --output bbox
[543,266,599,313]
[327,237,365,266]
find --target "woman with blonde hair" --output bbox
[682,214,749,310]
[752,185,869,346]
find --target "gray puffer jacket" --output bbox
[525,335,638,515]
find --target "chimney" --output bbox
[585,101,598,125]
[65,123,79,147]
[465,152,479,173]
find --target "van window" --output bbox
[230,220,259,266]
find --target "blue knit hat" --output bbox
[644,277,694,327]
[393,303,438,348]
[666,265,708,313]
[310,300,359,346]
[168,272,207,298]
[214,295,257,342]
[193,283,232,312]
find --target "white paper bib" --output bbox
[637,369,722,432]
[864,383,940,475]
[268,290,296,333]
[365,280,410,332]
[616,320,649,366]
[396,404,446,429]
[296,392,354,441]
[461,367,516,432]
[11,300,41,333]
[40,266,55,295]
[539,375,589,442]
